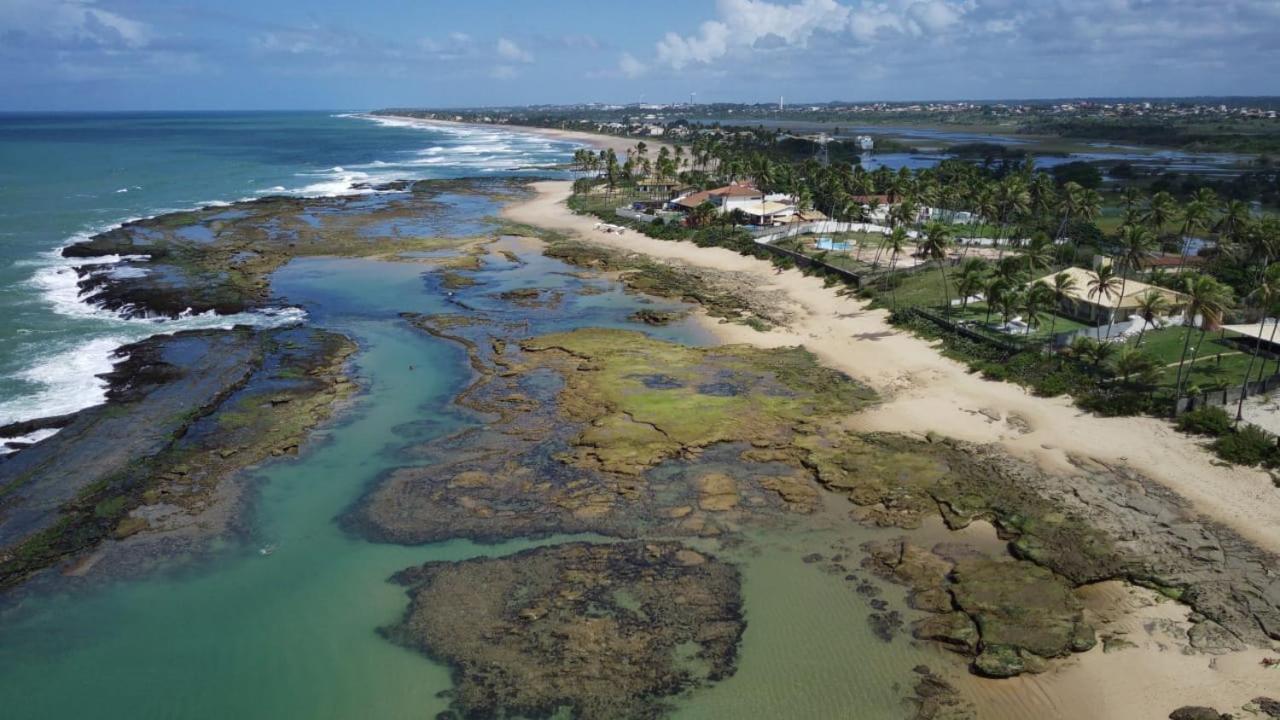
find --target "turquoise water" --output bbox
[0,114,946,719]
[0,111,579,433]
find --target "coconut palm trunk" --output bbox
[1173,321,1196,398]
[1237,322,1267,420]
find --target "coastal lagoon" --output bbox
[0,115,962,719]
[4,113,1272,720]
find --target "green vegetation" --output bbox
[560,126,1280,468]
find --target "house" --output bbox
[672,184,763,213]
[671,184,807,226]
[739,201,797,225]
[1142,253,1207,273]
[856,135,874,151]
[635,177,681,197]
[1031,266,1190,324]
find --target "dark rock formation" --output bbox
[384,541,744,720]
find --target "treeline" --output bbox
[1027,118,1280,154]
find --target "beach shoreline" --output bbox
[499,176,1280,719]
[372,113,654,157]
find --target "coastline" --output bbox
[372,113,667,157]
[500,177,1280,719]
[502,179,1280,556]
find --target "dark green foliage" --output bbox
[1212,424,1280,467]
[1051,161,1104,189]
[1176,406,1234,437]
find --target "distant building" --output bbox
[856,135,874,151]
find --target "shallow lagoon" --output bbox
[0,229,971,719]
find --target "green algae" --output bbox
[384,541,744,720]
[522,328,874,472]
[541,239,789,330]
[0,328,356,589]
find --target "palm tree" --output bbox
[1237,262,1280,419]
[993,177,1030,260]
[919,222,954,314]
[1215,199,1252,246]
[1173,274,1234,399]
[1073,336,1116,372]
[956,258,989,311]
[1022,281,1055,337]
[1175,197,1212,273]
[1132,289,1170,346]
[1054,181,1084,243]
[884,227,909,310]
[1144,191,1178,237]
[1044,271,1078,342]
[1022,233,1055,277]
[1086,264,1122,326]
[1113,346,1157,385]
[1110,224,1157,337]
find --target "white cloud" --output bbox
[496,38,533,63]
[657,0,849,68]
[619,52,648,78]
[0,0,149,48]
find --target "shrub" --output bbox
[1175,406,1233,437]
[1212,424,1280,467]
[1032,372,1073,397]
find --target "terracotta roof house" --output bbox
[1142,253,1207,271]
[673,184,763,210]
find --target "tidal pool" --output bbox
[0,240,955,720]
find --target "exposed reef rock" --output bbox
[61,178,525,318]
[383,541,744,720]
[863,537,1095,676]
[0,326,355,589]
[813,433,1280,650]
[543,239,792,330]
[350,321,871,544]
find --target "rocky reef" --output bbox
[814,434,1280,652]
[383,541,744,720]
[349,320,870,544]
[62,178,525,318]
[0,326,355,589]
[542,238,792,330]
[864,538,1095,677]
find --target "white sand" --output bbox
[505,180,1280,554]
[502,178,1280,719]
[378,114,663,157]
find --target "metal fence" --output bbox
[1175,372,1280,415]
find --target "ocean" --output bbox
[0,111,578,438]
[0,111,956,720]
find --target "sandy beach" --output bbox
[501,177,1280,720]
[377,113,660,157]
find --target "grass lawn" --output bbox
[1122,325,1261,391]
[950,303,1089,340]
[873,266,952,308]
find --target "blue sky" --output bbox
[1,0,1277,110]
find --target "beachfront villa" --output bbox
[673,183,763,214]
[1031,266,1190,324]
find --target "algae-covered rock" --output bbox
[912,612,980,654]
[353,322,863,544]
[1168,707,1230,720]
[951,558,1095,667]
[384,541,744,720]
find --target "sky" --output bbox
[1,0,1278,111]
